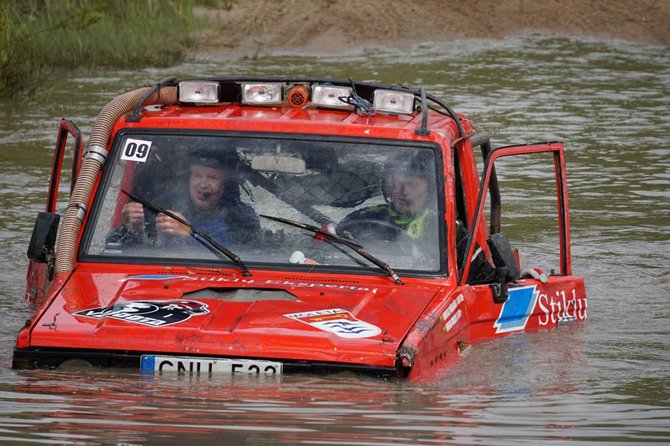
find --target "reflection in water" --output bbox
[0,345,596,445]
[2,340,668,446]
[0,36,669,444]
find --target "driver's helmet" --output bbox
[188,149,240,172]
[381,149,435,202]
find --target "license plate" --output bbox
[141,355,283,376]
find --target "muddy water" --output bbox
[0,36,669,445]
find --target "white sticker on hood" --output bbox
[284,308,381,338]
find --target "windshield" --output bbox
[83,132,444,274]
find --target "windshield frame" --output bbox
[79,129,449,279]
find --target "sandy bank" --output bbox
[194,0,669,60]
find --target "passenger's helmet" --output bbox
[381,149,435,201]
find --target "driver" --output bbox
[338,150,438,248]
[109,151,260,247]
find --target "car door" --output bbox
[460,142,587,337]
[25,119,83,303]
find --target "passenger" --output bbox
[108,151,260,248]
[338,150,438,251]
[338,150,494,277]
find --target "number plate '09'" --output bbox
[141,355,282,376]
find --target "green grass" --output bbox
[0,0,197,97]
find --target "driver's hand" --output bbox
[156,211,190,237]
[122,202,144,232]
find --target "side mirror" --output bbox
[487,232,520,304]
[27,212,60,263]
[487,232,520,282]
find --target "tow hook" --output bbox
[396,345,417,371]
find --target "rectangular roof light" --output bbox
[312,85,353,110]
[178,81,220,104]
[373,89,415,114]
[241,82,283,105]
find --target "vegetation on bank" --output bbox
[0,0,199,98]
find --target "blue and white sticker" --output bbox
[493,285,539,333]
[285,308,381,338]
[120,138,152,163]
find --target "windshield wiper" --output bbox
[260,214,402,284]
[122,189,251,277]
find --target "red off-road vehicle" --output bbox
[13,77,586,380]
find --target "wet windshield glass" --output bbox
[84,133,443,273]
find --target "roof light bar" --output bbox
[178,81,220,104]
[241,82,283,105]
[312,84,354,110]
[373,89,415,114]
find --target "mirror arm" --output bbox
[489,266,509,303]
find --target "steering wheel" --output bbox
[338,219,423,267]
[338,219,401,242]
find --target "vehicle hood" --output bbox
[29,268,442,367]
